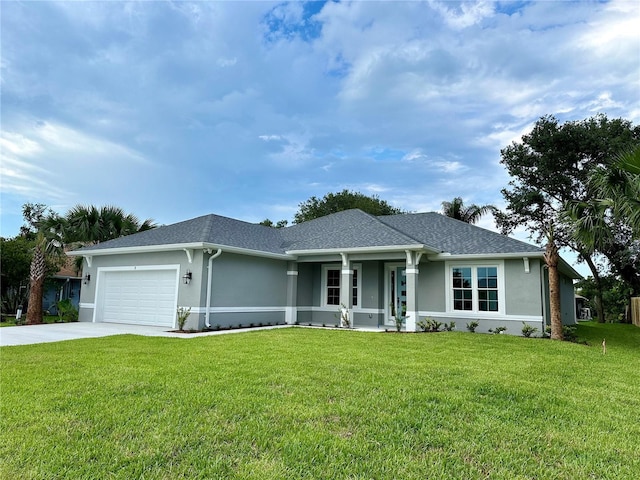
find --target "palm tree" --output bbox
[64,205,156,273]
[64,205,156,244]
[589,146,640,236]
[565,146,640,322]
[544,225,563,340]
[25,216,65,324]
[441,197,495,224]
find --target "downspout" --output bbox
[205,249,223,328]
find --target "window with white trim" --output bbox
[326,268,340,305]
[450,265,500,313]
[322,264,361,307]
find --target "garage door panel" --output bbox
[98,269,177,327]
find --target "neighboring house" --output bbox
[68,209,580,334]
[43,261,82,315]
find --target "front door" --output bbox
[386,264,407,326]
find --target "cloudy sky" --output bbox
[1,0,639,272]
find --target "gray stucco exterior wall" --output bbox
[210,253,287,307]
[417,261,446,312]
[504,258,543,317]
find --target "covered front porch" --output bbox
[289,250,430,331]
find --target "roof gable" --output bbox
[281,209,423,251]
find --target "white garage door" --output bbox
[97,269,178,327]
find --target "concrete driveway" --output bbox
[0,322,288,347]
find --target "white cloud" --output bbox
[0,0,637,239]
[0,131,43,157]
[259,135,283,142]
[428,0,495,29]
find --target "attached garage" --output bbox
[94,267,179,327]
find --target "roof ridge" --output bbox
[376,212,443,252]
[352,209,427,246]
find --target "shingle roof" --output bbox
[76,214,285,255]
[281,209,422,251]
[74,209,542,257]
[377,212,543,255]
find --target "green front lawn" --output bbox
[1,323,639,479]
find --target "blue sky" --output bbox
[1,1,639,275]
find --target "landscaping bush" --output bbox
[55,299,78,323]
[466,320,479,333]
[521,323,538,338]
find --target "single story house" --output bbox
[68,209,580,334]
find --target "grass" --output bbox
[1,322,639,479]
[1,315,64,327]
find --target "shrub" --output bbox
[563,325,578,342]
[466,321,479,333]
[56,299,78,323]
[176,307,191,331]
[521,323,538,338]
[443,321,456,332]
[393,315,405,332]
[417,317,442,332]
[489,326,507,334]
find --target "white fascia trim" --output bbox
[428,252,545,261]
[287,244,430,256]
[79,303,95,309]
[68,242,295,261]
[429,252,581,279]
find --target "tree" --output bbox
[64,205,156,244]
[565,145,640,321]
[544,226,563,340]
[294,190,404,224]
[259,219,288,228]
[589,146,640,237]
[0,236,35,296]
[497,114,640,324]
[62,205,156,272]
[576,275,634,323]
[441,197,495,224]
[25,214,65,325]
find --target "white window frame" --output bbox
[321,263,361,308]
[445,261,504,315]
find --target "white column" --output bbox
[339,253,353,327]
[405,250,420,332]
[285,262,298,325]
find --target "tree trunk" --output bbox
[583,254,606,323]
[545,239,564,341]
[26,245,45,325]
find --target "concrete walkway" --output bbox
[0,322,290,347]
